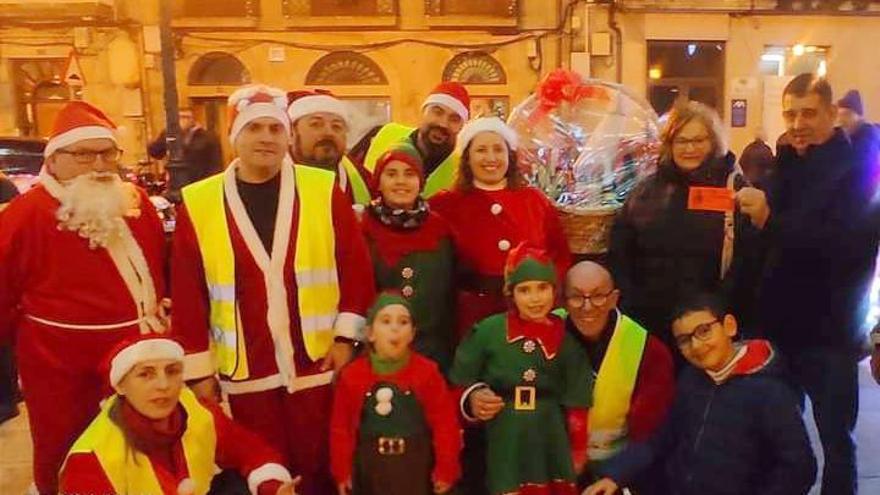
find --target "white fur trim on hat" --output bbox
[422,93,469,121]
[110,338,185,389]
[227,85,290,145]
[287,94,350,126]
[457,117,518,153]
[247,463,293,495]
[44,125,117,158]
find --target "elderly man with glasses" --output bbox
[0,101,168,495]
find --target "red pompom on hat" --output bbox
[227,84,290,144]
[102,334,185,392]
[287,88,350,126]
[43,101,117,158]
[422,81,470,121]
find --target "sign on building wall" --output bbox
[731,99,747,127]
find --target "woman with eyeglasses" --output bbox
[607,101,760,356]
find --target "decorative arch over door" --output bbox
[442,51,507,84]
[188,52,251,86]
[305,51,388,85]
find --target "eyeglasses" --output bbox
[566,290,614,309]
[672,136,710,149]
[55,148,123,165]
[674,319,719,349]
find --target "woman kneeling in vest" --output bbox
[60,336,301,495]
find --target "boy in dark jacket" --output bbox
[584,293,816,495]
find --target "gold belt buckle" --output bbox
[377,437,406,455]
[514,386,537,411]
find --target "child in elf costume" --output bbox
[450,243,593,495]
[330,292,462,495]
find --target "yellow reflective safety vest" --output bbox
[362,122,459,198]
[588,311,648,461]
[182,164,339,380]
[64,388,216,495]
[339,156,371,205]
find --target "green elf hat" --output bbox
[366,291,415,326]
[504,242,557,292]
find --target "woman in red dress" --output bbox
[430,117,572,340]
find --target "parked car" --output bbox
[0,136,45,192]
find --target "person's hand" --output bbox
[468,387,505,421]
[582,478,619,495]
[871,346,880,385]
[276,476,302,495]
[735,187,770,229]
[188,376,221,403]
[433,480,452,494]
[321,341,356,372]
[337,480,352,495]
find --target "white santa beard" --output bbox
[55,173,130,249]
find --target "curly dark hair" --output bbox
[454,141,525,192]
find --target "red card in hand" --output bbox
[688,186,734,212]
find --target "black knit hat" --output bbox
[837,90,864,116]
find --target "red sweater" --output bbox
[330,353,462,486]
[59,399,289,495]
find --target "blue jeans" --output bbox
[785,347,859,495]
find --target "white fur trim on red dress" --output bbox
[334,311,366,341]
[44,125,117,157]
[287,95,350,125]
[423,93,469,121]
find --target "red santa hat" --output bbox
[227,84,290,144]
[422,82,470,121]
[287,89,350,126]
[43,101,118,158]
[104,335,185,391]
[457,116,518,153]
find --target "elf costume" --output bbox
[330,294,462,495]
[362,142,457,372]
[449,244,593,495]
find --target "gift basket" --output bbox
[508,70,661,254]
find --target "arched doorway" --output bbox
[442,51,510,119]
[187,52,252,164]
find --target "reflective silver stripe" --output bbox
[295,269,338,287]
[210,326,238,348]
[26,314,143,331]
[221,374,284,395]
[208,284,235,302]
[300,314,336,333]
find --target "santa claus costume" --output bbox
[449,244,592,495]
[173,84,374,495]
[429,118,572,340]
[330,293,462,495]
[362,142,457,372]
[0,101,167,494]
[59,335,295,495]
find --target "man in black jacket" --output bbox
[148,108,223,186]
[736,74,878,495]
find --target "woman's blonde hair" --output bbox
[659,100,728,165]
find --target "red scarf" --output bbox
[362,210,450,267]
[506,311,565,360]
[117,399,187,481]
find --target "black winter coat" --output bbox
[148,127,223,186]
[757,129,879,351]
[600,344,817,495]
[608,153,761,343]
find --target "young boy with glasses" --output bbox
[584,293,816,495]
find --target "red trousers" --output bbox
[17,322,138,495]
[228,382,335,495]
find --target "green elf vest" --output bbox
[64,388,216,495]
[362,123,459,198]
